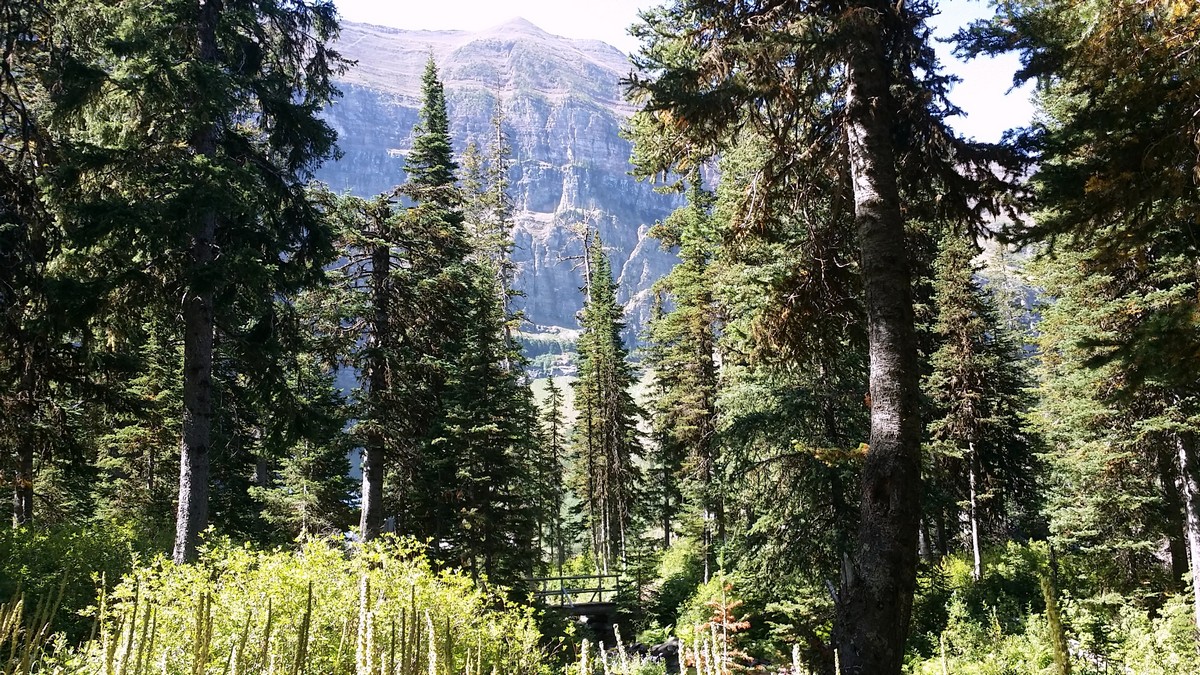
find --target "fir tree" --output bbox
[571,231,642,573]
[628,2,1020,666]
[644,175,721,569]
[535,377,570,575]
[49,0,344,562]
[923,232,1036,579]
[967,0,1200,626]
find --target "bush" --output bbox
[0,522,141,641]
[34,535,546,674]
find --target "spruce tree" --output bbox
[628,1,1021,668]
[571,231,642,573]
[49,0,344,562]
[535,377,570,575]
[966,0,1200,626]
[644,175,721,568]
[0,0,76,527]
[924,232,1036,579]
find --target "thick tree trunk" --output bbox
[834,4,923,673]
[174,220,215,563]
[173,0,221,564]
[1156,444,1189,582]
[1176,431,1200,629]
[360,240,390,542]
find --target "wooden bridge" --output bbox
[531,574,622,608]
[530,574,622,613]
[531,574,625,644]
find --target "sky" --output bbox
[333,0,1035,143]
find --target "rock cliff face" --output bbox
[317,19,679,340]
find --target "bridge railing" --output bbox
[530,574,622,607]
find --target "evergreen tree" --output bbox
[49,0,344,562]
[967,0,1200,627]
[91,319,181,545]
[0,0,78,527]
[923,232,1037,579]
[535,377,570,575]
[628,1,1021,668]
[571,231,642,573]
[332,193,405,542]
[1029,250,1182,589]
[428,262,539,589]
[644,175,721,570]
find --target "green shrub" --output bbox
[36,535,545,674]
[1107,594,1200,675]
[0,522,141,641]
[645,537,704,629]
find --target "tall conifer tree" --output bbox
[50,0,344,562]
[924,232,1036,579]
[966,0,1200,627]
[645,176,721,565]
[571,232,642,572]
[628,2,1020,668]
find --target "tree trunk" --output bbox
[174,222,216,564]
[173,0,222,564]
[834,4,923,673]
[1176,431,1200,629]
[12,348,36,526]
[360,239,390,542]
[1156,444,1189,583]
[969,443,982,581]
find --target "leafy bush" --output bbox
[34,536,545,674]
[0,522,141,641]
[645,536,704,629]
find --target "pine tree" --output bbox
[49,0,344,562]
[1029,250,1177,588]
[644,175,721,569]
[331,193,405,542]
[428,262,539,589]
[923,232,1036,579]
[571,231,642,573]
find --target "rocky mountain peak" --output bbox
[318,20,680,353]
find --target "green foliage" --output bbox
[923,231,1040,566]
[570,231,643,572]
[1104,594,1200,675]
[643,536,705,630]
[38,537,544,674]
[644,174,721,565]
[0,522,141,641]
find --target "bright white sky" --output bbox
[334,0,1034,143]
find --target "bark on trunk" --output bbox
[174,220,216,563]
[12,349,36,526]
[1176,431,1200,629]
[360,239,390,542]
[834,5,924,673]
[12,444,33,527]
[969,443,982,581]
[1157,444,1189,582]
[172,0,222,564]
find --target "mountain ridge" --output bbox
[317,19,680,347]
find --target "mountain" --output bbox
[317,19,680,355]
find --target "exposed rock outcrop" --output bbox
[317,19,680,339]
